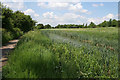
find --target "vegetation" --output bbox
[3,28,118,78]
[1,3,36,45]
[55,19,118,28]
[1,2,119,79]
[35,19,118,29]
[35,24,52,29]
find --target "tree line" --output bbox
[55,19,118,28]
[36,19,118,29]
[1,3,36,45]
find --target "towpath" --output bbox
[0,39,19,71]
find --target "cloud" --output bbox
[87,13,115,24]
[37,12,87,26]
[103,13,114,19]
[39,12,117,26]
[37,2,69,9]
[24,9,40,18]
[3,2,25,11]
[87,18,104,24]
[43,12,57,18]
[100,3,104,6]
[34,14,40,17]
[92,3,104,7]
[69,3,82,10]
[68,3,89,14]
[37,2,89,14]
[62,13,86,20]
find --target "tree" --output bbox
[44,24,51,29]
[55,24,61,28]
[112,19,117,27]
[37,24,44,29]
[13,11,36,32]
[85,24,88,28]
[1,3,37,44]
[88,22,96,28]
[101,21,108,27]
[83,23,84,27]
[108,19,112,27]
[2,6,14,31]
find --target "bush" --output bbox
[12,28,23,38]
[2,28,23,45]
[2,28,13,45]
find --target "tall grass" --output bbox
[3,28,118,78]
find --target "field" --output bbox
[3,27,118,78]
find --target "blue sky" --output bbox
[3,2,118,26]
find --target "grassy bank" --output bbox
[3,28,118,78]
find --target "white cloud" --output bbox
[62,13,85,19]
[43,12,57,18]
[69,3,82,10]
[68,3,89,14]
[92,3,104,7]
[34,14,40,17]
[24,9,34,14]
[3,2,24,10]
[48,2,69,8]
[100,3,104,6]
[92,4,98,7]
[37,12,87,26]
[38,2,69,9]
[37,12,117,26]
[87,13,115,25]
[37,2,89,14]
[87,18,104,24]
[24,9,40,18]
[103,13,114,19]
[1,0,119,2]
[37,2,47,8]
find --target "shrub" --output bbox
[12,28,23,38]
[2,28,13,45]
[2,28,23,45]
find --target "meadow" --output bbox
[3,27,118,78]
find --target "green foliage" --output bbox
[2,28,23,45]
[99,21,108,27]
[88,22,96,28]
[55,19,118,28]
[1,3,36,44]
[2,28,13,44]
[108,19,112,27]
[12,28,23,38]
[55,24,84,28]
[3,28,118,78]
[2,6,14,30]
[36,23,44,29]
[98,19,118,27]
[44,24,51,29]
[34,24,52,29]
[13,11,36,32]
[112,19,118,27]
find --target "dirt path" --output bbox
[0,39,19,71]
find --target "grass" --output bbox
[3,27,118,78]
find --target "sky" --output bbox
[3,2,118,27]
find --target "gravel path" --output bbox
[0,39,19,71]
